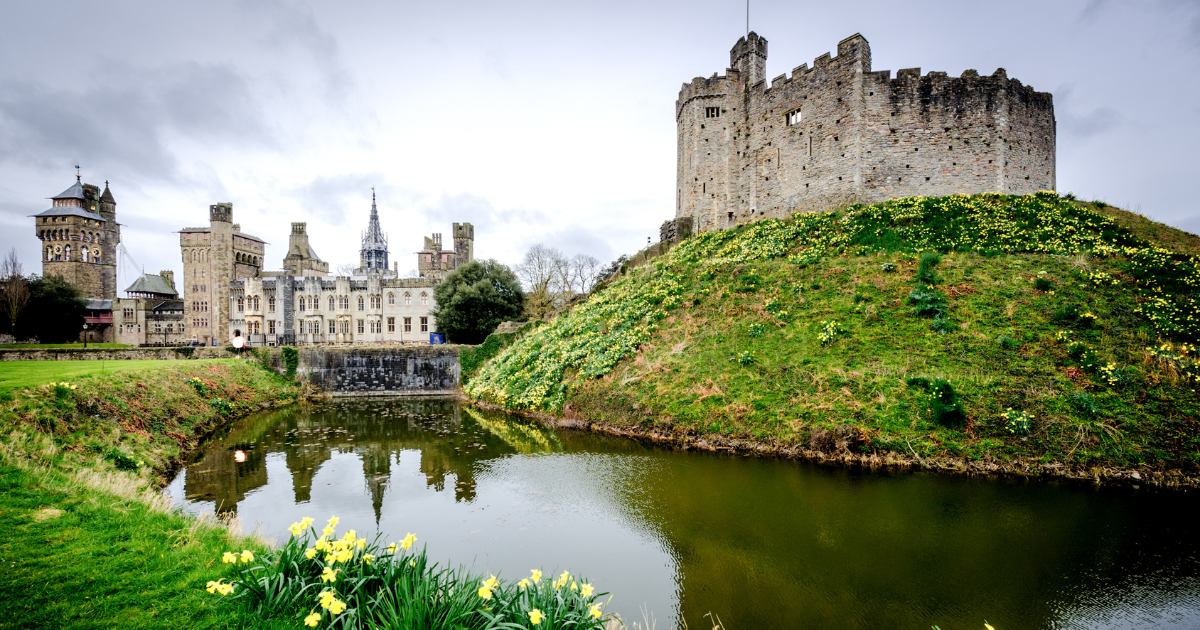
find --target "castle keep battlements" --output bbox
[676,33,1056,232]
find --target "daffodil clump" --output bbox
[817,320,845,346]
[205,516,612,630]
[467,192,1200,411]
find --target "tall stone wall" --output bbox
[676,33,1056,232]
[290,346,460,396]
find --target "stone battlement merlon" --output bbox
[675,31,1056,233]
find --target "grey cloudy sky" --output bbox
[2,0,1198,290]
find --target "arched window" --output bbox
[404,292,411,305]
[46,247,52,261]
[253,296,260,311]
[236,296,244,312]
[329,296,335,311]
[269,296,276,313]
[420,292,428,305]
[299,297,306,312]
[82,249,89,262]
[357,296,364,311]
[387,292,395,305]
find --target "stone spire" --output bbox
[358,188,389,274]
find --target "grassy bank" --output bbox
[0,343,132,349]
[0,359,228,394]
[0,359,303,628]
[466,192,1200,483]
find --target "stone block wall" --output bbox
[286,346,461,395]
[676,32,1056,231]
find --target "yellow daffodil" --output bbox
[356,538,366,549]
[387,542,397,553]
[581,583,595,597]
[984,624,995,630]
[400,533,417,551]
[304,612,321,627]
[305,548,317,559]
[518,578,530,590]
[221,551,237,564]
[240,550,254,564]
[320,567,339,583]
[530,569,542,584]
[482,575,499,589]
[315,537,330,552]
[206,580,219,594]
[322,526,335,538]
[478,586,493,600]
[409,560,416,568]
[589,603,603,619]
[327,516,339,528]
[342,529,356,542]
[328,599,346,615]
[288,521,305,537]
[529,609,545,625]
[362,554,374,565]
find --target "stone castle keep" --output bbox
[676,33,1056,231]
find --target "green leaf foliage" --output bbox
[432,260,525,345]
[15,275,88,343]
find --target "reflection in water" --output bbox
[165,398,1200,630]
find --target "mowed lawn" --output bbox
[0,343,132,349]
[0,359,230,393]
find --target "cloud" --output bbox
[288,172,384,224]
[0,62,276,183]
[1054,83,1123,140]
[245,0,353,102]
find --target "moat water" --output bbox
[164,398,1200,629]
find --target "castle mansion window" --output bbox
[705,106,720,118]
[387,317,395,332]
[269,320,276,334]
[329,320,336,334]
[420,316,428,332]
[357,319,364,334]
[404,317,412,332]
[268,296,276,313]
[357,296,364,311]
[787,108,802,126]
[329,296,335,311]
[404,292,411,305]
[388,293,395,305]
[421,292,428,305]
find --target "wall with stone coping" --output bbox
[0,347,235,361]
[288,346,461,396]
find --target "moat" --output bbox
[165,398,1200,629]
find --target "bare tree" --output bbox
[515,244,570,319]
[0,248,29,333]
[568,253,602,294]
[335,263,358,276]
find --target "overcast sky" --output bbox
[2,0,1198,292]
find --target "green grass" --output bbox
[467,192,1200,474]
[0,343,132,349]
[0,464,291,630]
[0,359,228,394]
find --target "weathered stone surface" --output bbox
[676,33,1055,231]
[293,346,461,396]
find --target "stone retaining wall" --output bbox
[286,346,461,396]
[0,347,235,361]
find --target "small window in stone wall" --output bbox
[705,107,720,118]
[786,108,802,126]
[388,317,395,332]
[329,320,336,334]
[420,316,429,332]
[404,317,412,332]
[269,296,276,313]
[357,319,364,334]
[269,320,276,334]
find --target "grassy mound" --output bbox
[466,192,1200,473]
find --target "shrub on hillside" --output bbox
[907,377,966,428]
[433,260,526,345]
[916,252,941,285]
[908,287,948,319]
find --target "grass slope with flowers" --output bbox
[466,192,1200,482]
[0,360,621,630]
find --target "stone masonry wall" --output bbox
[288,346,460,395]
[676,33,1056,232]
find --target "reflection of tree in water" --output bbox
[182,398,560,522]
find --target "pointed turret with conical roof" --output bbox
[357,188,390,275]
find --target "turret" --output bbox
[731,32,768,85]
[453,222,474,267]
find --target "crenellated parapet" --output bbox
[675,31,1056,232]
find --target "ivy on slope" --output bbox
[466,192,1200,411]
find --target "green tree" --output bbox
[15,275,88,343]
[432,260,525,344]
